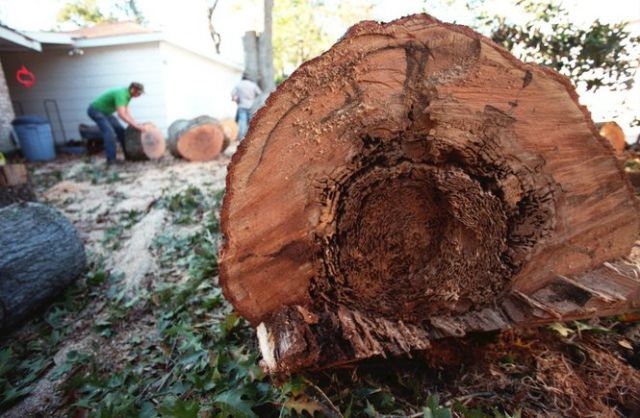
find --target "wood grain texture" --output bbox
[219,14,640,374]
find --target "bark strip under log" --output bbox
[219,14,640,374]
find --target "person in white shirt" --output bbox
[231,74,262,141]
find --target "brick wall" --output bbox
[0,58,16,152]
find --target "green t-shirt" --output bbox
[90,87,131,115]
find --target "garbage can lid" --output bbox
[12,115,49,125]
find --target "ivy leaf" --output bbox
[214,389,258,418]
[284,394,337,417]
[423,394,452,418]
[157,399,200,418]
[548,322,574,337]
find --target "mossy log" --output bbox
[219,14,640,374]
[0,202,86,330]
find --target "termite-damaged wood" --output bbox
[219,13,640,374]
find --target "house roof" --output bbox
[0,21,242,70]
[0,23,41,52]
[24,21,163,48]
[66,21,158,39]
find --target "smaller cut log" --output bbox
[0,164,36,208]
[123,123,166,161]
[0,202,86,330]
[596,121,626,156]
[166,116,226,161]
[0,164,28,186]
[220,118,239,143]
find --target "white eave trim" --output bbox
[73,32,164,48]
[24,31,74,45]
[0,26,41,51]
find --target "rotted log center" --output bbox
[317,136,554,322]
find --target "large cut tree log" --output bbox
[219,14,640,374]
[123,123,166,161]
[0,202,86,330]
[167,115,226,161]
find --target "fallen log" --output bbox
[166,115,226,161]
[596,121,626,157]
[220,118,239,144]
[0,202,86,330]
[0,163,36,208]
[123,123,166,161]
[219,14,640,374]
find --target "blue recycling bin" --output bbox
[11,115,56,161]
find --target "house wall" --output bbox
[1,40,243,153]
[159,42,241,125]
[1,42,165,148]
[0,57,15,152]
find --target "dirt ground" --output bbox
[2,145,640,417]
[1,147,234,417]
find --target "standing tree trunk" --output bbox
[219,14,640,375]
[0,202,86,330]
[243,30,260,83]
[260,0,275,94]
[242,0,276,99]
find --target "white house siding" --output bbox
[1,42,165,147]
[159,41,241,125]
[0,57,15,151]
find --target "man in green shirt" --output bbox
[87,82,146,164]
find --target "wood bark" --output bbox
[0,164,36,208]
[0,202,86,330]
[123,123,166,161]
[219,14,640,374]
[166,116,226,161]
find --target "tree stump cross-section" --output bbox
[219,14,640,374]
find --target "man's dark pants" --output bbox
[87,105,125,162]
